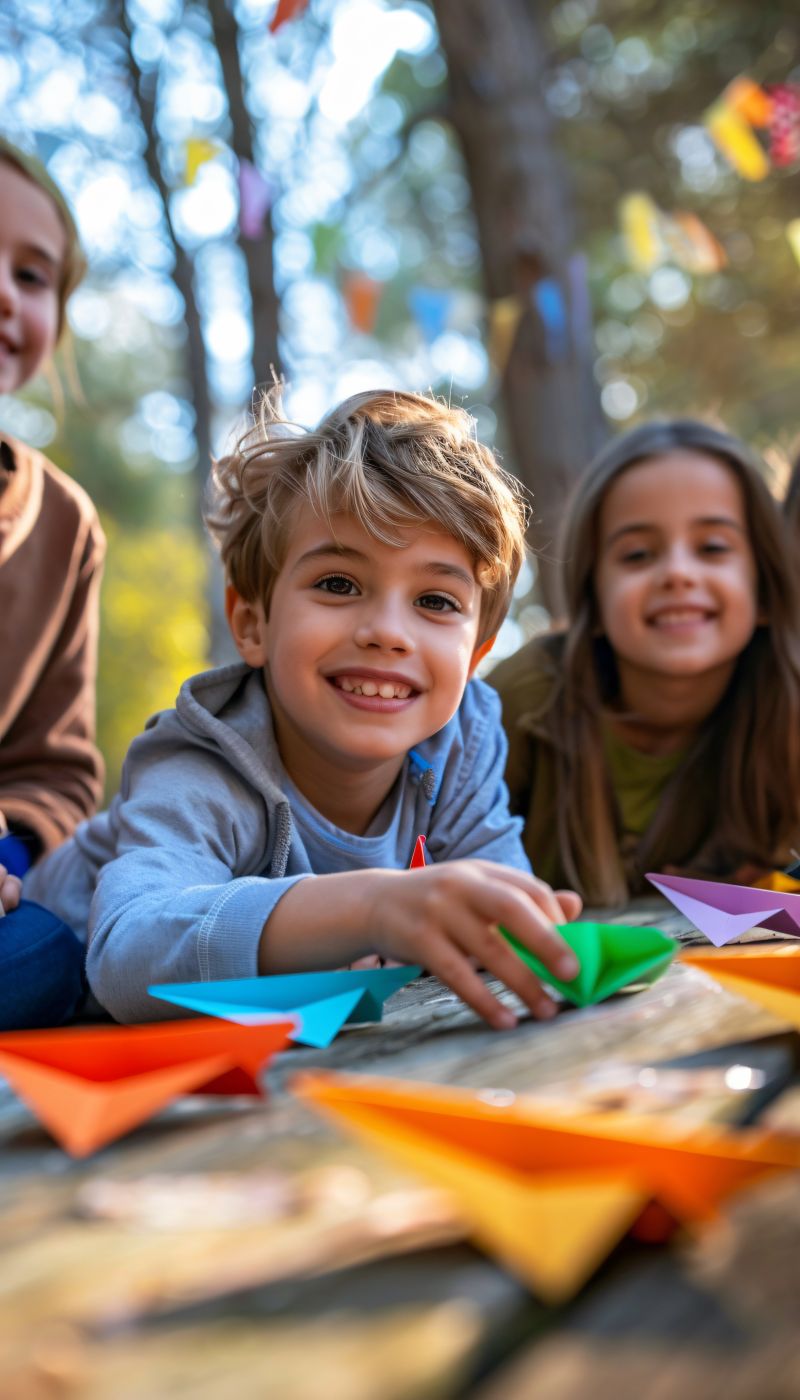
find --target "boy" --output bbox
[23,389,581,1027]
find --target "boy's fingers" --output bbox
[474,864,567,925]
[473,883,579,980]
[424,942,520,1030]
[555,890,583,922]
[457,917,560,1021]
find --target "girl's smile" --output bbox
[595,449,760,716]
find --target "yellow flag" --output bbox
[620,193,664,272]
[184,137,221,187]
[787,220,800,269]
[705,100,769,181]
[488,294,524,374]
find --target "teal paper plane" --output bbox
[148,966,421,1049]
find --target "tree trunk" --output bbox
[118,3,230,662]
[207,0,281,395]
[431,0,606,615]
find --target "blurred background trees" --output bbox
[1,0,798,790]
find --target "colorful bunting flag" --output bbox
[533,277,569,362]
[620,192,664,272]
[726,76,773,128]
[407,287,452,344]
[238,159,272,241]
[183,137,222,187]
[767,84,800,168]
[269,0,309,34]
[704,99,770,181]
[488,293,524,374]
[662,211,726,275]
[343,272,384,334]
[787,219,800,269]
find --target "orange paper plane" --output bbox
[682,944,800,1030]
[294,1070,800,1302]
[0,1017,296,1157]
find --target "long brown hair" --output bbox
[539,419,800,904]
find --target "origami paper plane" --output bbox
[0,1018,295,1158]
[682,944,800,1031]
[501,921,676,1007]
[149,965,420,1050]
[647,872,800,946]
[295,1070,800,1303]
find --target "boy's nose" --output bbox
[354,596,413,652]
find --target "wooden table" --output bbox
[1,900,798,1399]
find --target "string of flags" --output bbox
[620,72,800,279]
[620,193,726,276]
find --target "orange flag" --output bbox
[343,273,383,334]
[295,1070,800,1302]
[270,0,308,34]
[682,944,800,1031]
[0,1017,295,1157]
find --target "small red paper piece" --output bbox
[0,1017,295,1157]
[269,0,308,34]
[410,835,427,869]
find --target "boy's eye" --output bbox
[314,573,359,596]
[415,591,461,613]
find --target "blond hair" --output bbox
[206,387,529,645]
[0,137,86,340]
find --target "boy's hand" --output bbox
[366,862,583,1030]
[0,864,22,915]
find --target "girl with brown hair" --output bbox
[490,419,800,906]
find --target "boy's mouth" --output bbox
[330,673,415,700]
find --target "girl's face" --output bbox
[594,450,760,699]
[0,162,65,394]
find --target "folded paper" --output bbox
[149,966,420,1049]
[409,835,427,869]
[647,872,800,946]
[0,1018,296,1158]
[295,1070,800,1302]
[681,944,800,1031]
[501,921,675,1006]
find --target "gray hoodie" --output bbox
[26,662,529,1022]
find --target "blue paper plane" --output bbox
[148,965,421,1049]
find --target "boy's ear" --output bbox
[469,635,496,676]
[226,585,269,667]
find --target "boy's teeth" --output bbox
[336,676,411,699]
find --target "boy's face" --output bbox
[231,506,483,790]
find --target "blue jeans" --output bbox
[0,900,86,1030]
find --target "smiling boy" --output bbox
[26,389,580,1026]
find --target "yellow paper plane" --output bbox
[682,944,800,1031]
[294,1071,800,1303]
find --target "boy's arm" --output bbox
[0,521,105,857]
[84,736,312,1022]
[261,861,581,1029]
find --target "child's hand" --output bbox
[366,861,583,1030]
[0,864,22,914]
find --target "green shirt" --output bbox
[602,722,686,838]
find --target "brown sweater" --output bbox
[0,434,105,858]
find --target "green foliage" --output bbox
[96,520,209,798]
